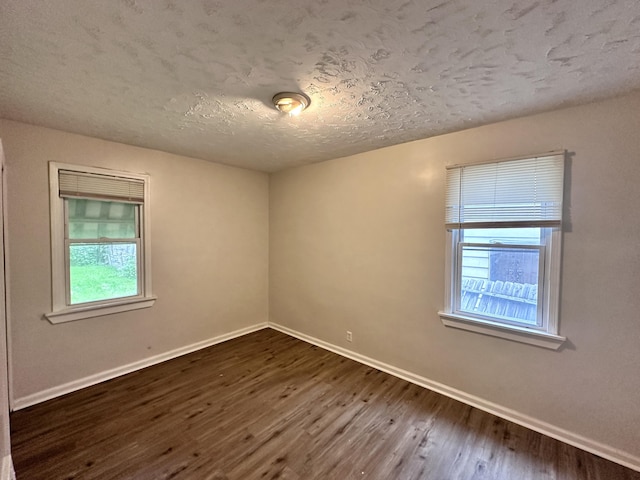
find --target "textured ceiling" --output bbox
[1,0,640,172]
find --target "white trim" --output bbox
[0,147,10,458]
[48,162,154,322]
[546,228,563,333]
[141,165,152,302]
[49,162,65,312]
[268,322,640,473]
[438,311,566,350]
[12,322,268,410]
[443,227,564,346]
[1,455,14,480]
[45,295,157,324]
[2,145,13,412]
[0,148,10,473]
[8,322,638,471]
[446,149,566,170]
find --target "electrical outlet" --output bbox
[346,331,353,342]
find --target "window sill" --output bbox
[45,296,157,324]
[438,311,566,350]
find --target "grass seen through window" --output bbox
[69,244,138,304]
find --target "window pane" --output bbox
[69,243,138,304]
[459,245,540,325]
[68,199,137,239]
[462,227,541,245]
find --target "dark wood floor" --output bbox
[10,329,640,480]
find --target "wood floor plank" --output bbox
[10,329,640,480]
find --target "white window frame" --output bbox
[45,162,156,323]
[440,227,564,349]
[438,153,566,350]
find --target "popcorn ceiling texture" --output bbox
[1,0,640,171]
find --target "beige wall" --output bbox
[2,91,640,464]
[0,119,269,402]
[270,91,640,459]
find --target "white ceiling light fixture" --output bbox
[272,92,311,116]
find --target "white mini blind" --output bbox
[59,170,145,203]
[445,153,565,229]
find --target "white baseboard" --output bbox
[269,322,640,473]
[10,321,640,472]
[12,322,268,411]
[1,455,15,480]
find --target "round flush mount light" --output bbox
[272,92,311,116]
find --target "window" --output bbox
[438,153,566,349]
[46,163,155,323]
